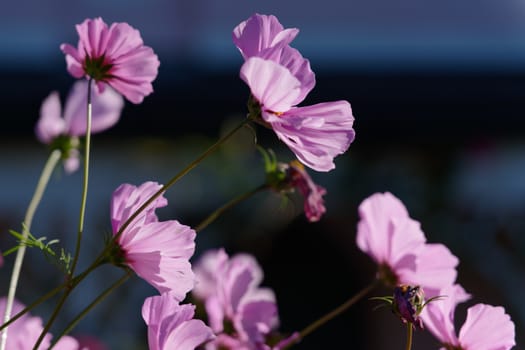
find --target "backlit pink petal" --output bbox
[110,182,167,233]
[355,191,458,291]
[356,192,415,264]
[233,13,299,59]
[240,57,302,113]
[60,44,85,78]
[193,249,281,348]
[121,220,196,300]
[61,17,159,104]
[35,91,66,144]
[406,243,459,293]
[192,248,229,300]
[111,181,196,300]
[458,304,515,350]
[142,294,214,350]
[259,45,315,103]
[63,80,124,136]
[421,284,471,346]
[385,218,426,283]
[269,101,355,171]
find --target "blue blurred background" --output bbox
[1,1,524,349]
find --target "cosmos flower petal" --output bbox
[63,80,124,136]
[233,13,299,59]
[421,284,470,346]
[357,192,416,264]
[240,57,302,113]
[269,101,355,171]
[458,304,515,350]
[143,294,214,350]
[35,91,66,144]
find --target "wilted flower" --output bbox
[192,248,281,349]
[110,181,196,300]
[421,284,515,350]
[35,80,124,173]
[0,297,79,349]
[142,293,215,350]
[263,150,326,222]
[236,14,355,172]
[356,192,459,295]
[61,17,160,104]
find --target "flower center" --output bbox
[83,54,114,81]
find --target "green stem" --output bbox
[195,184,267,233]
[70,77,93,276]
[405,323,413,350]
[0,149,62,350]
[112,117,251,243]
[49,270,132,348]
[282,281,378,349]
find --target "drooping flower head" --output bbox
[61,17,160,104]
[142,293,215,350]
[110,181,196,300]
[235,14,355,172]
[192,248,282,349]
[35,80,124,173]
[356,192,459,295]
[263,148,326,222]
[421,284,516,350]
[0,297,79,349]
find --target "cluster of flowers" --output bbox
[357,192,516,349]
[0,11,517,350]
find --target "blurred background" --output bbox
[0,0,524,348]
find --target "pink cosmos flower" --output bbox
[192,248,280,349]
[142,293,215,350]
[0,297,79,349]
[235,14,354,172]
[110,181,196,301]
[356,192,458,294]
[421,284,516,350]
[240,56,354,172]
[61,17,160,104]
[35,80,124,173]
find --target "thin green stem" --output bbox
[1,149,62,350]
[50,270,132,348]
[195,184,268,233]
[406,323,413,350]
[111,117,251,243]
[70,78,93,276]
[282,281,378,349]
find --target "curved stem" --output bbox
[50,270,132,348]
[1,149,62,350]
[112,117,251,243]
[195,184,267,233]
[405,323,413,350]
[70,77,93,276]
[282,280,379,349]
